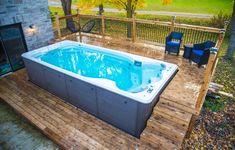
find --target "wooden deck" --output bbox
[0,37,205,150]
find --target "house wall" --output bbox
[0,0,54,50]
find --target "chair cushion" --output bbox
[166,41,180,46]
[192,49,204,56]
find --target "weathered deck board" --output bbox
[0,37,205,149]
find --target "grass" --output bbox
[49,6,78,16]
[49,6,219,48]
[72,0,233,15]
[49,6,220,50]
[49,6,231,28]
[49,6,214,27]
[139,0,233,15]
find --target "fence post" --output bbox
[132,13,137,42]
[55,12,61,40]
[224,20,230,31]
[216,30,225,50]
[101,15,105,39]
[186,51,217,138]
[216,21,229,49]
[170,16,176,32]
[185,114,197,138]
[77,9,82,42]
[210,21,229,76]
[196,52,217,110]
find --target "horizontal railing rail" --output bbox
[54,12,226,49]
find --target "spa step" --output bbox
[158,97,197,116]
[153,102,192,130]
[155,101,192,122]
[149,114,186,142]
[141,128,178,150]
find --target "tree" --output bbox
[77,0,170,37]
[226,0,235,59]
[77,0,106,15]
[110,0,171,37]
[78,0,146,37]
[110,0,145,37]
[61,0,73,28]
[161,0,172,5]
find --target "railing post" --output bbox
[224,20,230,30]
[55,12,61,40]
[216,21,229,49]
[195,51,217,110]
[77,9,82,42]
[185,114,197,138]
[186,50,217,138]
[132,13,137,42]
[216,30,225,49]
[101,14,105,39]
[212,21,229,76]
[170,16,176,32]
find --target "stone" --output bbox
[1,0,54,50]
[14,0,22,4]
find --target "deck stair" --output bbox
[140,98,192,150]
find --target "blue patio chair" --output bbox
[165,32,184,55]
[190,41,216,67]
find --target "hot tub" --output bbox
[22,40,178,137]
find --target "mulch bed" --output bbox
[182,97,235,149]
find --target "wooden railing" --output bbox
[186,21,228,137]
[54,12,226,48]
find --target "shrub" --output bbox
[203,97,225,112]
[210,11,231,28]
[50,10,55,23]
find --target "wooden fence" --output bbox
[54,11,228,137]
[54,12,227,48]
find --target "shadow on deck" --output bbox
[0,36,205,150]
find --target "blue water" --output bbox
[37,46,165,93]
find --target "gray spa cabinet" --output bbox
[23,58,161,138]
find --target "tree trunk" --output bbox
[126,0,133,38]
[98,4,104,33]
[226,1,235,59]
[61,0,72,28]
[98,4,104,15]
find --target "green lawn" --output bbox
[72,0,233,15]
[49,6,77,16]
[140,0,233,15]
[49,7,214,27]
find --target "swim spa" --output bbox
[22,40,178,137]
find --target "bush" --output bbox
[209,11,231,28]
[50,10,55,23]
[203,97,225,112]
